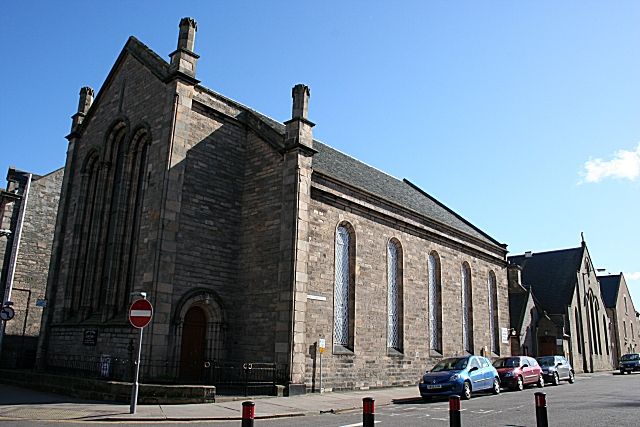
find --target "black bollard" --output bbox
[241,401,255,427]
[535,392,548,427]
[449,395,461,427]
[363,397,375,427]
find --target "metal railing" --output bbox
[37,355,285,396]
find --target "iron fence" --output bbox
[37,355,285,396]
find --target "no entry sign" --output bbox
[129,299,153,328]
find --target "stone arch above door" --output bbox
[173,289,226,382]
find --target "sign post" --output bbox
[129,294,152,414]
[318,338,325,393]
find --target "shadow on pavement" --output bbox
[391,397,424,405]
[0,384,96,406]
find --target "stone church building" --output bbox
[39,18,510,393]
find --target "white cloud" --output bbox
[626,272,640,281]
[581,143,640,183]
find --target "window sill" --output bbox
[333,345,354,355]
[387,347,404,357]
[430,350,443,358]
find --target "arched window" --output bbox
[334,223,355,350]
[625,296,628,314]
[488,271,499,355]
[594,301,602,355]
[87,126,128,312]
[387,239,403,352]
[575,308,582,354]
[68,152,101,317]
[428,252,442,354]
[113,129,150,312]
[587,291,596,354]
[603,315,609,355]
[461,262,474,354]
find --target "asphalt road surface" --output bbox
[1,371,638,426]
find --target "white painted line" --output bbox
[130,310,152,316]
[339,422,381,427]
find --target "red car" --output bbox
[492,356,544,391]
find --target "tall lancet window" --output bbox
[387,239,403,352]
[428,252,442,354]
[461,262,474,353]
[488,271,500,354]
[334,223,355,350]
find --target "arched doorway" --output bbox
[180,306,207,382]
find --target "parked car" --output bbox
[619,353,640,374]
[536,356,575,385]
[492,356,544,391]
[418,356,501,400]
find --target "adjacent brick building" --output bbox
[38,18,511,393]
[508,239,613,373]
[0,167,64,368]
[599,273,640,366]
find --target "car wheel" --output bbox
[568,371,575,384]
[514,376,524,391]
[461,381,472,400]
[492,378,501,395]
[552,372,560,386]
[537,375,544,388]
[620,369,626,375]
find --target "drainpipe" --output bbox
[0,173,32,359]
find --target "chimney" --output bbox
[71,86,94,132]
[284,84,314,150]
[525,251,533,258]
[169,17,199,78]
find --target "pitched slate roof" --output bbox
[508,247,584,315]
[311,142,502,247]
[102,37,505,250]
[598,274,621,309]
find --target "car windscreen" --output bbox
[537,357,555,367]
[621,354,640,361]
[492,358,520,368]
[431,358,468,372]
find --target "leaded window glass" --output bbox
[387,240,401,350]
[488,272,499,354]
[334,226,350,346]
[428,253,442,353]
[461,263,474,353]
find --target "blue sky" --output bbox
[1,1,639,305]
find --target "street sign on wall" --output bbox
[129,299,153,328]
[0,306,15,321]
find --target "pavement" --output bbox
[0,382,420,422]
[0,372,621,423]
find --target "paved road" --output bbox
[0,371,638,426]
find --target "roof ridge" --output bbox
[509,246,582,258]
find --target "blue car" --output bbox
[418,356,501,400]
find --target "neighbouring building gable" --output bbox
[599,274,621,309]
[509,247,584,315]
